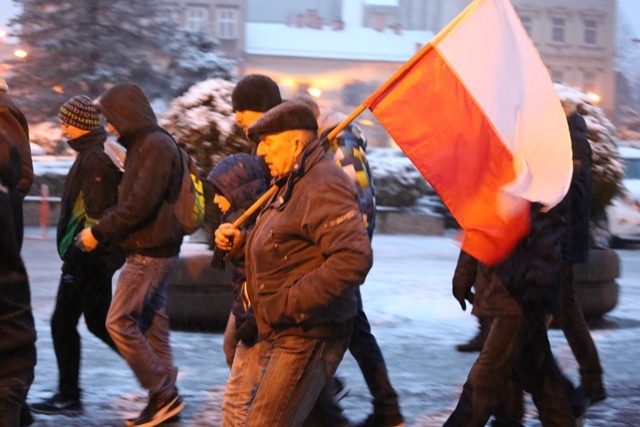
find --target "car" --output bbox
[606,145,640,246]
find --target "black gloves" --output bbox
[234,308,258,347]
[452,250,478,311]
[452,279,475,311]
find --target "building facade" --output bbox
[163,0,246,59]
[169,0,617,144]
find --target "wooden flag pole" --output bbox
[231,184,278,228]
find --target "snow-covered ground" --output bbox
[22,230,640,426]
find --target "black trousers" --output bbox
[51,251,120,400]
[554,263,603,390]
[444,314,576,427]
[303,288,403,426]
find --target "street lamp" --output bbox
[13,49,27,59]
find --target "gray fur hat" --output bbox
[248,101,318,141]
[231,74,282,112]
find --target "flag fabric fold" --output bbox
[366,0,572,266]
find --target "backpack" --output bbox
[172,144,206,235]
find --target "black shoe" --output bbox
[455,332,486,352]
[30,394,82,415]
[125,392,185,427]
[356,414,406,427]
[578,384,607,405]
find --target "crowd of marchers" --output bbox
[1,73,604,427]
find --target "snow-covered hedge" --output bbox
[555,83,624,218]
[159,78,249,179]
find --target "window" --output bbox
[216,8,238,39]
[187,7,208,33]
[552,17,565,43]
[584,19,597,45]
[520,16,532,37]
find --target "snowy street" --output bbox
[23,230,640,426]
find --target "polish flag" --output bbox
[366,0,572,266]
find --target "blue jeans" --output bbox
[245,335,350,427]
[106,254,178,398]
[222,342,264,426]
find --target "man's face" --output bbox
[256,132,298,178]
[235,110,264,135]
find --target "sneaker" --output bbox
[578,385,607,405]
[125,392,185,427]
[30,394,82,415]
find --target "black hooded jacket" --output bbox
[91,83,183,257]
[207,153,268,327]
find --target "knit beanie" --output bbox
[59,95,101,130]
[232,74,282,113]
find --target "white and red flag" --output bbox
[364,0,572,266]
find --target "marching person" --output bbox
[76,83,185,427]
[31,95,124,416]
[215,101,373,426]
[0,76,37,426]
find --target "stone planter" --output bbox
[573,248,620,319]
[166,242,233,332]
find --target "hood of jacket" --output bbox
[207,153,268,214]
[94,83,157,142]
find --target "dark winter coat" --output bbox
[0,89,32,198]
[91,83,184,257]
[558,112,592,264]
[56,127,124,271]
[244,139,373,340]
[0,89,33,248]
[207,153,268,328]
[0,88,36,380]
[452,251,521,317]
[495,203,566,317]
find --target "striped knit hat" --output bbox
[59,95,101,130]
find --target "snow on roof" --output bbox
[245,22,433,62]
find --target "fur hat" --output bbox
[248,101,318,141]
[59,95,101,130]
[0,77,8,92]
[232,74,282,112]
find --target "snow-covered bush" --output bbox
[367,148,431,207]
[159,78,249,179]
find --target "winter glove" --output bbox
[234,308,258,347]
[452,280,475,311]
[452,250,477,311]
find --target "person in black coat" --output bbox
[445,204,582,426]
[553,102,605,404]
[0,76,36,426]
[31,96,124,416]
